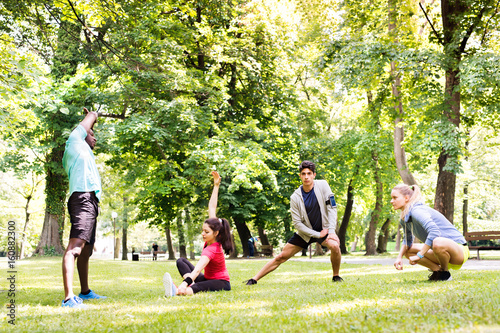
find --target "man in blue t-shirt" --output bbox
[61,108,106,309]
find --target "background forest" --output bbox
[1,0,500,259]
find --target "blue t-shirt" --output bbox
[301,187,322,233]
[62,125,102,201]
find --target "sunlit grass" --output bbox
[2,257,499,332]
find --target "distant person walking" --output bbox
[391,184,469,281]
[163,171,234,296]
[61,108,107,309]
[152,243,159,261]
[244,161,343,285]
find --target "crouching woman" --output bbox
[391,184,469,281]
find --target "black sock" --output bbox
[81,290,91,295]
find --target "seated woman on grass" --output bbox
[391,184,469,281]
[163,171,233,296]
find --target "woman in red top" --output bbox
[163,171,233,296]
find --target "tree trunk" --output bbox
[434,150,456,223]
[258,226,270,246]
[165,226,175,260]
[395,225,401,251]
[35,146,66,255]
[389,0,417,186]
[122,198,129,260]
[229,233,238,258]
[121,226,128,260]
[366,153,384,256]
[114,237,120,259]
[350,236,358,252]
[185,208,195,260]
[376,218,391,253]
[20,195,32,259]
[365,91,383,256]
[315,243,324,256]
[177,211,187,258]
[338,172,356,254]
[233,216,251,257]
[434,0,468,224]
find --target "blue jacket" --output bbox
[400,202,466,248]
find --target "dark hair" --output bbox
[204,217,234,255]
[299,160,316,173]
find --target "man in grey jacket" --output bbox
[245,161,343,285]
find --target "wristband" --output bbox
[183,277,193,286]
[416,252,424,259]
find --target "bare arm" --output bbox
[80,107,98,133]
[208,171,221,219]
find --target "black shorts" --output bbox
[67,191,99,245]
[287,233,327,249]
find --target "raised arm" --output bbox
[80,107,98,133]
[208,171,221,219]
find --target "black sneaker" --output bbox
[437,271,452,281]
[332,276,344,282]
[244,278,257,285]
[428,271,441,281]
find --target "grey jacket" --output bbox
[290,179,338,242]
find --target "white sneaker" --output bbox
[163,273,177,297]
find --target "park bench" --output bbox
[256,245,273,257]
[464,231,500,260]
[138,251,167,260]
[138,251,152,260]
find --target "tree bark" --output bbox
[229,233,238,259]
[122,198,129,260]
[20,195,32,259]
[185,208,196,260]
[377,218,391,253]
[315,243,324,256]
[434,150,457,223]
[257,226,270,246]
[121,225,128,260]
[35,144,66,255]
[177,211,187,258]
[338,172,356,254]
[165,226,175,260]
[233,216,251,257]
[365,152,383,256]
[389,0,417,186]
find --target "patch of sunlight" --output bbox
[298,297,405,316]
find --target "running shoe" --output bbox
[78,290,107,300]
[332,276,344,282]
[244,278,257,285]
[61,296,87,309]
[428,271,441,281]
[437,271,452,281]
[163,272,177,297]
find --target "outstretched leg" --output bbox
[251,243,303,282]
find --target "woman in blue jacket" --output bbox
[391,184,469,281]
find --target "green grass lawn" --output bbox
[3,257,500,332]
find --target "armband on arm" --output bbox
[325,194,337,207]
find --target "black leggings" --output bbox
[176,257,231,294]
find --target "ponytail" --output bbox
[204,217,234,255]
[392,183,424,220]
